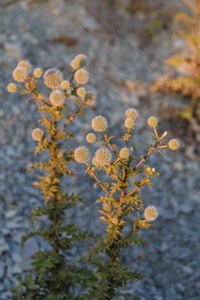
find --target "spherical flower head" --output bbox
[7,83,18,93]
[74,69,89,85]
[77,87,86,97]
[17,60,32,74]
[74,54,88,67]
[168,139,180,151]
[74,146,90,163]
[124,118,134,129]
[50,90,65,107]
[92,157,99,166]
[61,80,70,90]
[125,108,139,123]
[147,116,158,127]
[92,116,108,132]
[13,67,28,82]
[144,205,158,221]
[71,59,79,70]
[86,133,97,143]
[112,217,118,225]
[119,147,129,159]
[43,68,63,89]
[95,147,112,166]
[84,92,96,106]
[33,68,43,78]
[32,128,44,141]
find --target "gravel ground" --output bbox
[0,0,200,299]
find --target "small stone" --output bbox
[0,283,4,291]
[173,161,184,172]
[11,264,22,275]
[3,278,11,289]
[181,265,193,275]
[0,261,5,279]
[0,239,9,254]
[12,252,22,263]
[4,42,23,61]
[0,109,4,117]
[1,291,12,299]
[5,209,17,220]
[176,283,186,293]
[22,237,39,270]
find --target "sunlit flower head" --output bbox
[43,68,63,89]
[125,108,139,123]
[74,53,88,67]
[147,116,158,127]
[33,68,43,78]
[92,157,99,166]
[86,133,97,143]
[124,118,134,129]
[144,205,158,221]
[61,80,70,90]
[168,139,180,151]
[17,60,32,74]
[32,128,44,141]
[74,69,89,85]
[7,83,18,93]
[84,92,96,106]
[92,116,108,132]
[77,87,86,97]
[13,67,28,82]
[50,90,65,106]
[95,147,112,166]
[119,147,129,159]
[71,59,79,70]
[74,146,90,163]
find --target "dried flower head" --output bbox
[74,54,88,67]
[125,108,139,123]
[32,128,44,141]
[124,118,134,129]
[144,205,158,221]
[168,139,180,150]
[50,90,65,107]
[7,83,18,93]
[95,147,112,166]
[71,59,79,70]
[77,87,86,97]
[13,67,28,82]
[86,133,97,143]
[61,80,70,90]
[17,60,32,74]
[74,69,89,85]
[84,92,96,106]
[119,147,129,159]
[74,146,90,163]
[33,68,43,78]
[147,116,158,127]
[43,68,63,89]
[92,116,108,132]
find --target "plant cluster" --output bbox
[7,55,96,299]
[74,110,179,299]
[151,0,200,121]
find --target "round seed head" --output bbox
[92,157,99,166]
[112,217,118,225]
[86,133,97,143]
[13,67,28,82]
[32,128,44,141]
[95,147,112,166]
[43,68,63,89]
[7,83,18,93]
[147,116,158,127]
[77,87,86,97]
[33,68,43,78]
[61,80,70,90]
[71,59,79,70]
[17,60,32,74]
[84,92,96,106]
[119,147,129,159]
[74,54,88,67]
[74,146,90,163]
[125,108,139,123]
[92,116,108,132]
[144,205,158,221]
[74,69,89,85]
[124,118,134,129]
[168,139,180,151]
[50,90,65,106]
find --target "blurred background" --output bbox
[0,0,200,299]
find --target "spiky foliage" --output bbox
[8,56,96,299]
[75,110,176,299]
[151,0,200,120]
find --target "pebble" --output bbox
[4,42,23,61]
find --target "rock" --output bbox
[0,239,9,254]
[4,42,23,61]
[5,209,17,220]
[11,264,22,275]
[0,262,5,279]
[11,252,22,263]
[21,237,39,270]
